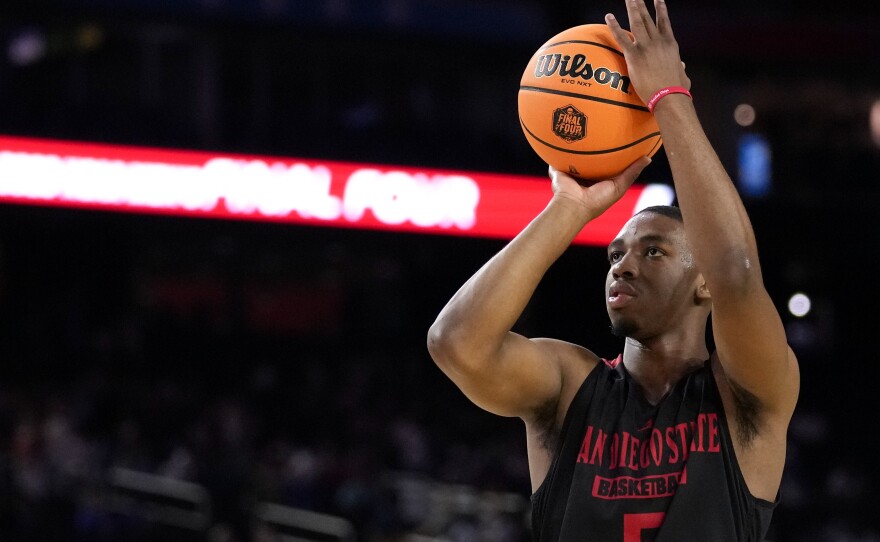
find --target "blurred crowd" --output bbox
[0,352,532,541]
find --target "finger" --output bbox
[548,165,563,183]
[655,0,674,36]
[614,156,652,187]
[604,13,634,50]
[549,165,576,184]
[624,0,655,40]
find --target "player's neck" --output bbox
[621,338,709,405]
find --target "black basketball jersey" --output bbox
[530,355,776,541]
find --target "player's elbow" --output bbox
[427,317,487,375]
[426,317,462,368]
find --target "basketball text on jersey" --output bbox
[533,54,632,94]
[576,413,722,499]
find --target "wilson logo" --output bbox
[534,53,631,94]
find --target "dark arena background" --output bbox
[1,1,878,541]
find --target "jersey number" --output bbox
[623,512,666,542]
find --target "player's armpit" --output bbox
[710,285,800,419]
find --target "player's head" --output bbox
[634,204,683,222]
[605,205,711,340]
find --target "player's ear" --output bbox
[695,274,711,303]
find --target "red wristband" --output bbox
[646,86,692,113]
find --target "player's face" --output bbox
[605,213,698,340]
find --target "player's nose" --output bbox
[611,251,638,279]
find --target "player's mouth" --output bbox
[608,281,637,308]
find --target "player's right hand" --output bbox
[549,156,651,216]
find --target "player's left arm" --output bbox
[606,0,800,420]
[654,97,800,419]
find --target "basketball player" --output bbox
[426,0,800,539]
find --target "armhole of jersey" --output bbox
[530,358,609,540]
[531,359,603,499]
[707,361,780,510]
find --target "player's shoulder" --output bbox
[530,337,601,387]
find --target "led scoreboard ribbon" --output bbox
[0,135,673,246]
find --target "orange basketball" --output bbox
[518,24,662,182]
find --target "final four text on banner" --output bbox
[0,135,674,246]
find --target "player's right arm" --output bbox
[427,159,650,420]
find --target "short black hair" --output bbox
[635,204,682,222]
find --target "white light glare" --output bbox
[870,99,880,148]
[734,104,756,127]
[788,292,812,318]
[7,29,47,66]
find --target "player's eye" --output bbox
[607,251,622,263]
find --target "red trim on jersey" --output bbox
[603,354,622,368]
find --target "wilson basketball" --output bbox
[518,24,662,182]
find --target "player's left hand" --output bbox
[605,0,690,104]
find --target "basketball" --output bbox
[518,24,662,182]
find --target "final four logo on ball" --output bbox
[553,105,587,143]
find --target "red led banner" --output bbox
[0,135,674,246]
